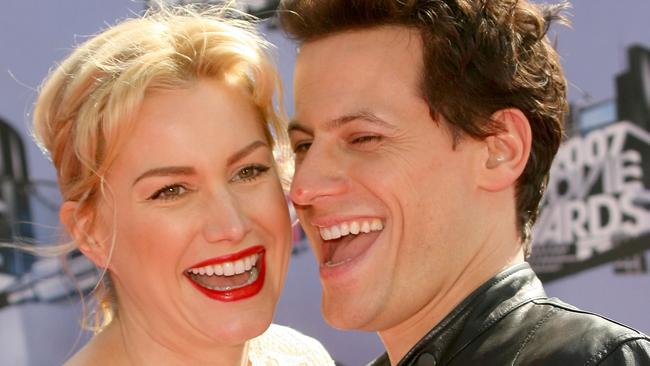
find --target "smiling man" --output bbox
[279,1,650,365]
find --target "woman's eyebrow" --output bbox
[227,140,268,165]
[132,166,196,186]
[132,140,268,186]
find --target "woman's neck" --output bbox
[68,318,249,365]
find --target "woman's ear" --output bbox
[477,108,532,192]
[59,201,109,268]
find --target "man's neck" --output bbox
[377,243,524,365]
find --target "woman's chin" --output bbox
[199,306,274,346]
[213,318,272,345]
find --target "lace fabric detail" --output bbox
[248,324,335,366]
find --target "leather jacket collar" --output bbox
[369,263,545,366]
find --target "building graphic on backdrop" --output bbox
[146,0,280,19]
[530,45,650,282]
[1,117,100,310]
[1,118,34,280]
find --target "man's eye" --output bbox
[148,184,188,201]
[292,141,312,154]
[352,135,381,144]
[232,164,270,183]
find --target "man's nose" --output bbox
[202,190,250,244]
[289,142,348,206]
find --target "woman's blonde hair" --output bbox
[31,4,287,331]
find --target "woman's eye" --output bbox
[148,184,188,201]
[232,164,270,183]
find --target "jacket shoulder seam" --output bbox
[512,306,558,365]
[585,334,650,366]
[532,298,647,335]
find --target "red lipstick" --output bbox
[185,246,266,302]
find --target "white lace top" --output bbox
[247,324,335,366]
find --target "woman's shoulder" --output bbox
[248,324,335,366]
[64,325,123,366]
[64,338,117,366]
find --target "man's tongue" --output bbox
[193,272,250,288]
[325,231,379,266]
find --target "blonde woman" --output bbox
[31,5,333,365]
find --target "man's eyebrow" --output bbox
[330,111,395,130]
[288,120,312,135]
[288,110,396,135]
[132,140,268,186]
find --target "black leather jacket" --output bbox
[368,263,650,366]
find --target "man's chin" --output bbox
[321,295,380,331]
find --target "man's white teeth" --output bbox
[188,253,258,277]
[350,221,360,235]
[340,222,350,236]
[361,221,370,233]
[319,219,383,240]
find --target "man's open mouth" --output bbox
[318,219,383,267]
[185,246,265,302]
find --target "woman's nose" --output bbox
[202,190,250,244]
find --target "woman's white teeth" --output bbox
[234,260,245,274]
[189,253,259,277]
[196,267,260,292]
[223,262,235,276]
[319,219,383,241]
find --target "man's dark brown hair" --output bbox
[279,0,570,255]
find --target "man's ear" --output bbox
[477,108,532,192]
[59,201,110,268]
